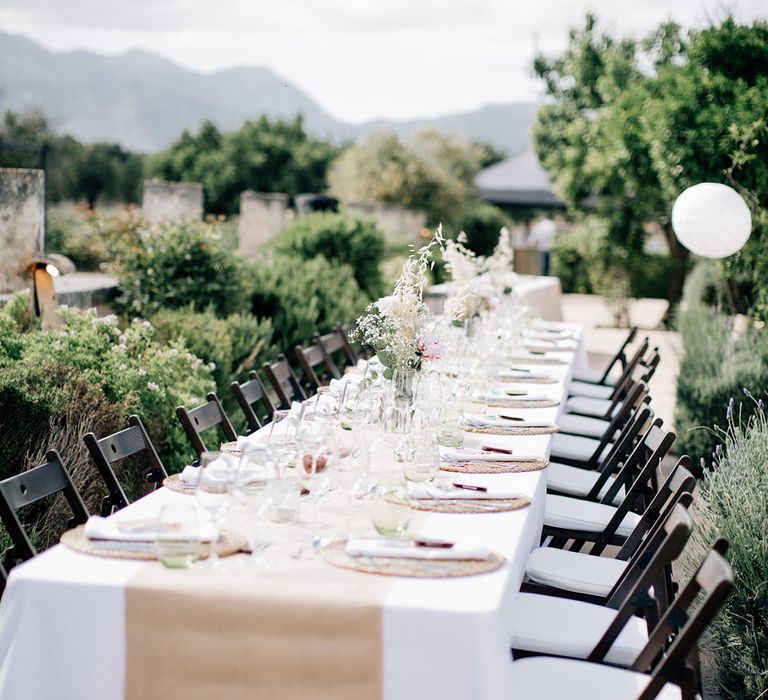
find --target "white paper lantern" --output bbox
[671,183,752,258]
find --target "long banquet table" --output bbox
[0,325,585,700]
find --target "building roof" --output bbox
[475,149,565,208]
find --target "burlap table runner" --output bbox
[125,500,390,700]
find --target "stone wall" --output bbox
[344,202,426,245]
[0,168,45,292]
[238,192,288,258]
[142,180,203,224]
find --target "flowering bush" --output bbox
[0,297,216,480]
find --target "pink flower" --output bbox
[417,333,445,361]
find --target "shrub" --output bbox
[150,306,274,396]
[274,212,386,298]
[682,260,730,308]
[551,219,674,300]
[46,204,107,271]
[2,306,215,474]
[245,254,368,354]
[457,201,510,257]
[687,401,768,699]
[103,215,243,317]
[675,301,768,465]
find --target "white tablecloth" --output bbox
[0,335,584,700]
[426,276,564,321]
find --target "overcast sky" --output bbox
[0,0,765,123]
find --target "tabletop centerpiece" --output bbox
[354,227,446,402]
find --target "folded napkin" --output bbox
[440,447,541,463]
[532,320,577,331]
[408,483,527,500]
[463,413,553,429]
[179,464,200,487]
[524,339,577,351]
[346,537,490,561]
[84,515,218,543]
[486,391,549,402]
[507,352,564,361]
[523,328,576,340]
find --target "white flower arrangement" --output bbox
[354,227,445,377]
[485,227,519,293]
[443,231,499,323]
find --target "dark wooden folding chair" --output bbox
[0,449,89,576]
[607,542,732,699]
[525,459,697,606]
[263,353,306,409]
[505,542,732,700]
[294,342,338,396]
[84,415,167,516]
[543,423,677,554]
[569,337,650,400]
[230,371,275,435]
[552,402,656,472]
[573,326,638,386]
[315,329,355,372]
[512,503,694,662]
[176,393,238,462]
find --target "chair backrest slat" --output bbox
[176,393,237,461]
[263,354,306,409]
[0,449,89,570]
[636,545,733,700]
[84,415,167,516]
[230,371,274,434]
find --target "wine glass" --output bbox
[267,409,291,443]
[234,445,276,566]
[294,416,336,556]
[195,451,236,569]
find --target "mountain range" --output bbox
[0,31,538,155]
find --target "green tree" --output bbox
[148,116,338,214]
[533,15,768,311]
[328,129,488,229]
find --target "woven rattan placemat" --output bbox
[319,539,505,578]
[60,525,246,561]
[439,459,548,474]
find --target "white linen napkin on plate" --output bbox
[345,537,491,561]
[463,413,553,429]
[408,483,527,500]
[440,448,540,462]
[497,369,551,380]
[523,328,577,341]
[486,392,549,402]
[84,515,218,543]
[524,339,577,351]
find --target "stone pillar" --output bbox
[238,192,288,258]
[141,179,203,224]
[345,202,426,245]
[0,168,45,293]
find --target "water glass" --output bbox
[195,451,236,568]
[155,503,199,569]
[371,486,411,538]
[403,436,440,483]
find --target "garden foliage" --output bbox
[274,212,386,298]
[688,401,768,698]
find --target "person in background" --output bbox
[528,216,557,276]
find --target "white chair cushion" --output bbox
[566,395,621,419]
[507,656,682,700]
[510,592,647,666]
[569,381,614,400]
[558,413,612,439]
[545,495,640,538]
[572,366,619,386]
[546,462,624,504]
[550,433,613,464]
[526,547,627,597]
